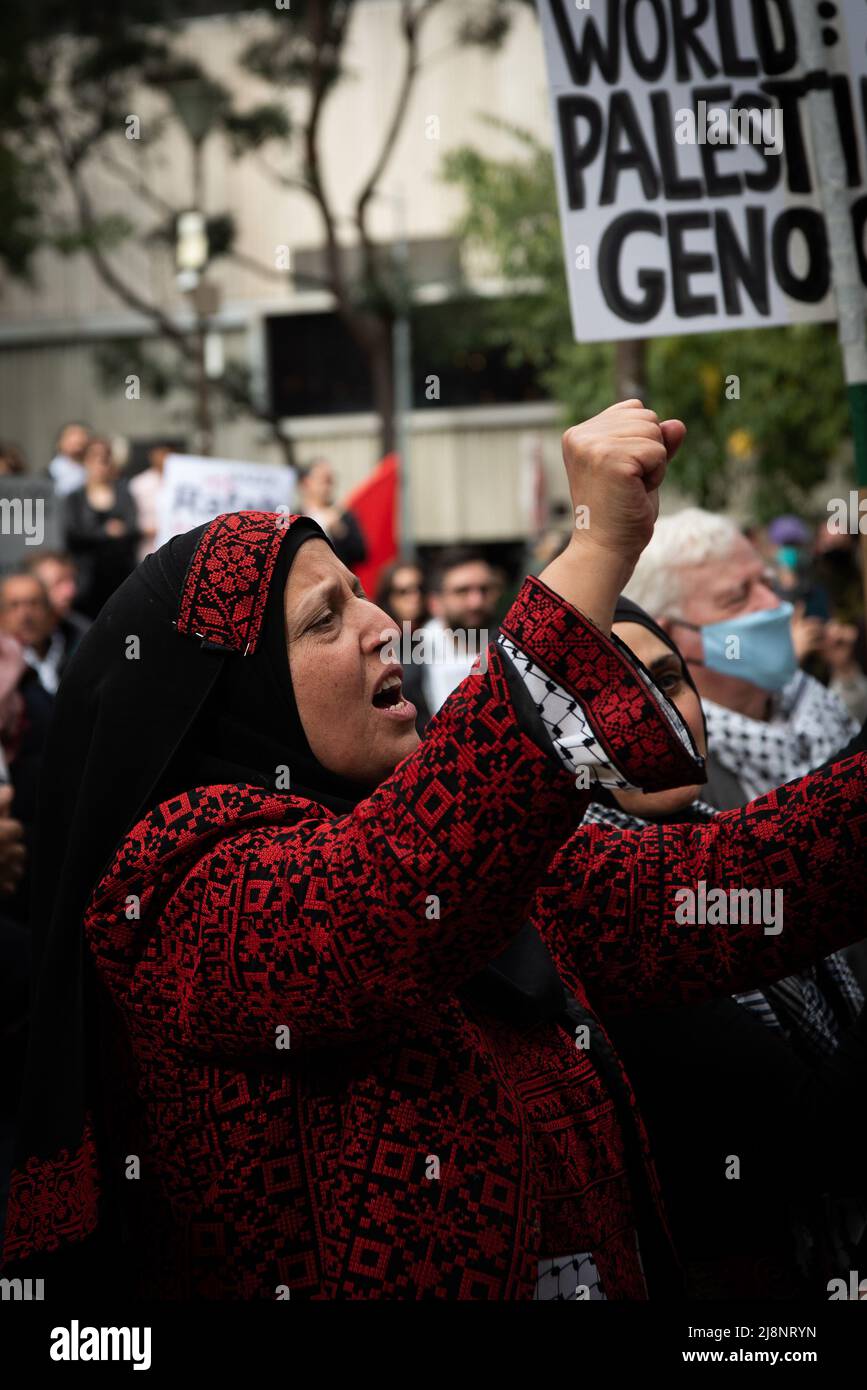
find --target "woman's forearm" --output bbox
[539,535,634,635]
[540,753,867,1014]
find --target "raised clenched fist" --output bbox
[562,400,686,567]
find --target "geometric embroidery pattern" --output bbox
[3,1118,100,1260]
[176,510,300,654]
[500,574,702,791]
[80,675,867,1299]
[19,562,863,1301]
[80,598,706,1301]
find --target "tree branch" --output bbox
[99,148,178,219]
[355,0,442,227]
[353,0,443,298]
[44,101,300,453]
[253,149,316,197]
[46,113,194,353]
[302,0,353,313]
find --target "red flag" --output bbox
[344,452,399,595]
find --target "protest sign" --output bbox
[538,0,867,341]
[156,455,296,548]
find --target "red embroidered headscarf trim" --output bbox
[177,511,299,654]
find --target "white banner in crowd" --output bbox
[156,455,296,548]
[538,0,867,341]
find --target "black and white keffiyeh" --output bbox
[702,671,858,803]
[498,632,697,791]
[534,1252,607,1301]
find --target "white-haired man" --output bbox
[625,507,858,805]
[625,507,865,1062]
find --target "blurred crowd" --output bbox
[2,418,867,1298]
[3,422,170,618]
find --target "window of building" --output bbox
[265,297,551,418]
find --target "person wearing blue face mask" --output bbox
[673,599,799,697]
[625,506,867,1037]
[624,507,859,806]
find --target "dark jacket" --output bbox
[63,483,140,619]
[329,509,367,571]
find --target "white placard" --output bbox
[538,0,867,341]
[156,455,296,548]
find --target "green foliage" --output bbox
[0,144,45,281]
[53,214,137,256]
[0,5,55,281]
[222,104,291,155]
[0,2,287,291]
[70,33,173,87]
[645,325,848,513]
[1,0,538,451]
[455,0,536,50]
[217,358,260,421]
[239,0,349,91]
[92,338,179,400]
[443,123,850,516]
[91,336,255,428]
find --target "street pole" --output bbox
[191,139,212,456]
[194,301,213,457]
[392,189,415,561]
[791,0,867,611]
[614,339,646,402]
[169,78,223,459]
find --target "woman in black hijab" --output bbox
[4,405,867,1301]
[582,598,867,1296]
[5,498,701,1298]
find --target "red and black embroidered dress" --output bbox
[4,512,866,1300]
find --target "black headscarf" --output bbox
[5,511,356,1280]
[150,520,376,814]
[587,595,708,817]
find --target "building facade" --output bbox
[0,1,582,546]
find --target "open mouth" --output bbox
[372,675,403,709]
[370,671,416,721]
